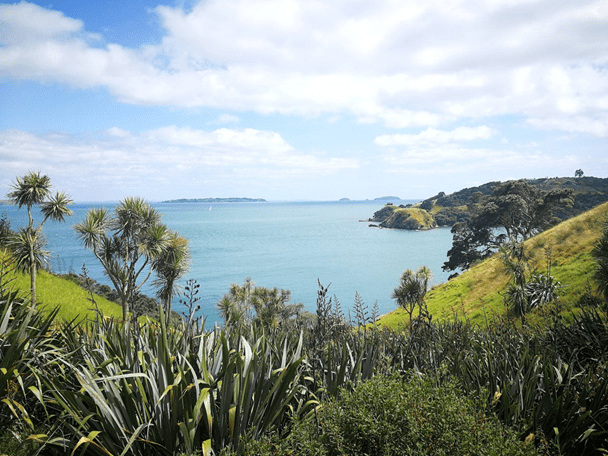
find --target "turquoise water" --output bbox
[2,201,454,323]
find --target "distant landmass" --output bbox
[339,198,351,201]
[370,176,608,230]
[162,197,266,203]
[374,196,401,201]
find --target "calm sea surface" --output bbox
[2,201,454,324]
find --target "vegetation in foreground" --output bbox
[1,246,608,454]
[1,172,608,455]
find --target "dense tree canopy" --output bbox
[443,180,572,272]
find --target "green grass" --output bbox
[384,207,436,230]
[379,201,608,329]
[1,249,122,322]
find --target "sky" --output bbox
[1,0,607,202]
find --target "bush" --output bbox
[235,373,538,456]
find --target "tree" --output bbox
[575,169,584,178]
[591,217,608,303]
[217,278,304,329]
[7,172,73,305]
[391,266,432,323]
[0,213,12,247]
[217,278,255,326]
[443,180,572,272]
[152,230,191,322]
[74,197,172,327]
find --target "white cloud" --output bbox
[214,114,240,124]
[379,145,575,178]
[1,0,608,134]
[0,2,84,44]
[375,126,498,146]
[0,127,358,201]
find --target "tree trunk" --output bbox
[164,298,172,324]
[27,212,36,307]
[30,250,36,306]
[121,295,130,339]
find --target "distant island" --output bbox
[374,196,401,201]
[339,198,351,201]
[161,197,266,203]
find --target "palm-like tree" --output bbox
[74,197,171,327]
[217,278,254,326]
[7,172,73,305]
[152,231,191,322]
[391,266,433,323]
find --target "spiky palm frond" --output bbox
[141,223,170,259]
[152,232,190,319]
[113,197,162,240]
[392,266,431,321]
[9,228,49,274]
[7,171,51,210]
[73,207,111,251]
[40,191,74,223]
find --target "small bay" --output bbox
[2,201,454,324]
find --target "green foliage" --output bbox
[0,256,63,450]
[0,213,12,248]
[6,171,73,305]
[217,278,305,330]
[4,194,608,455]
[34,313,307,456]
[444,180,573,272]
[500,242,561,318]
[592,217,608,303]
[391,266,432,323]
[152,230,191,321]
[380,202,608,328]
[239,373,537,456]
[74,197,188,327]
[9,228,49,275]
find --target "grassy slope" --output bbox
[378,201,608,329]
[2,250,122,321]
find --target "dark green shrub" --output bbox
[235,373,538,456]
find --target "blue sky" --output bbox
[1,0,607,202]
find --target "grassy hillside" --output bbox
[378,201,608,329]
[1,250,122,321]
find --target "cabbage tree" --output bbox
[152,230,191,322]
[74,197,171,328]
[7,171,73,305]
[392,266,432,323]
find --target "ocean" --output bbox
[2,200,455,324]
